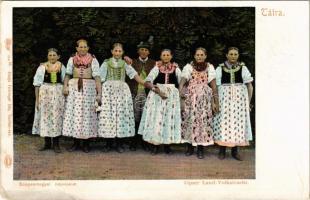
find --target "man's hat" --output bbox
[137,41,150,50]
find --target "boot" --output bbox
[185,143,194,156]
[102,138,113,152]
[164,145,172,154]
[218,146,226,160]
[68,138,80,152]
[141,140,151,152]
[52,136,61,153]
[129,135,137,151]
[231,146,242,161]
[39,137,52,151]
[139,134,150,151]
[151,144,160,155]
[115,138,125,153]
[197,145,204,159]
[82,139,90,153]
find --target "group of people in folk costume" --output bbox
[32,39,253,161]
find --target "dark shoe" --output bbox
[68,139,80,152]
[39,137,52,151]
[102,139,113,152]
[231,147,243,161]
[218,146,226,160]
[129,139,137,151]
[197,145,204,159]
[102,145,112,152]
[116,145,125,153]
[52,137,61,153]
[151,145,160,155]
[115,139,125,153]
[82,140,90,153]
[164,145,172,154]
[185,144,194,156]
[141,141,150,152]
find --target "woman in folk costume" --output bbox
[179,47,219,159]
[126,41,155,151]
[138,49,182,155]
[213,47,254,161]
[62,39,102,153]
[98,43,145,153]
[32,48,66,153]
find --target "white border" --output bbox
[1,1,309,200]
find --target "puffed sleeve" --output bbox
[175,67,182,84]
[242,66,254,83]
[33,65,45,87]
[145,66,159,83]
[215,66,222,86]
[181,64,193,81]
[207,64,216,83]
[61,64,66,82]
[99,61,108,83]
[66,57,74,75]
[91,58,100,78]
[125,63,138,79]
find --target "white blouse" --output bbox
[215,64,254,86]
[99,57,137,82]
[181,63,216,83]
[65,57,100,78]
[145,65,182,84]
[33,64,66,86]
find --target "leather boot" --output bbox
[218,146,226,160]
[39,137,52,151]
[82,139,90,153]
[129,135,137,151]
[115,138,125,153]
[231,146,242,161]
[68,138,80,152]
[185,143,194,156]
[141,140,151,152]
[151,144,160,155]
[164,144,172,154]
[102,138,113,152]
[197,145,204,159]
[52,136,61,153]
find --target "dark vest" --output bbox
[221,64,243,84]
[44,71,62,84]
[126,58,155,97]
[153,70,179,88]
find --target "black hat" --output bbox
[137,41,150,50]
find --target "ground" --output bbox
[14,134,255,180]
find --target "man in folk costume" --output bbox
[126,41,155,151]
[62,39,102,153]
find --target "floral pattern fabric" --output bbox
[62,79,98,139]
[98,80,135,138]
[181,65,215,146]
[32,83,65,137]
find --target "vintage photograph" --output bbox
[12,6,255,180]
[1,1,309,200]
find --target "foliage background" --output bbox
[13,7,255,142]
